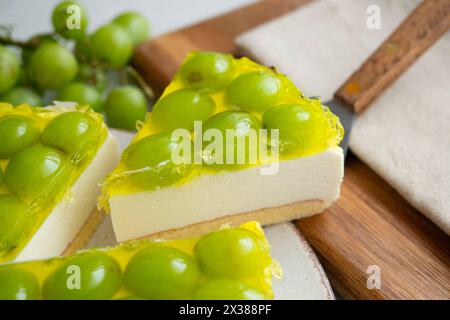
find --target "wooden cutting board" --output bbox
[132,0,450,299]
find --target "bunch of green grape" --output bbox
[0,1,151,131]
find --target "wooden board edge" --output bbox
[63,208,106,256]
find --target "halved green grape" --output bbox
[194,228,270,278]
[0,87,43,107]
[30,42,78,89]
[202,111,262,170]
[105,86,147,130]
[124,246,201,299]
[4,145,67,203]
[0,195,29,252]
[0,45,20,94]
[193,278,267,300]
[113,12,150,45]
[263,103,328,153]
[125,132,194,189]
[89,23,133,68]
[225,71,283,112]
[43,252,122,300]
[180,52,234,91]
[0,115,40,158]
[41,112,97,156]
[0,268,40,300]
[152,89,215,131]
[51,0,88,40]
[56,83,103,112]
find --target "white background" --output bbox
[0,0,256,40]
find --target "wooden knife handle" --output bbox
[335,0,450,113]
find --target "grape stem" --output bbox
[87,66,104,87]
[126,66,155,102]
[0,36,35,48]
[0,26,55,49]
[0,25,36,49]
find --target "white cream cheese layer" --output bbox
[15,133,120,262]
[110,146,344,242]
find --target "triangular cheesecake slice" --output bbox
[101,52,344,242]
[0,103,119,262]
[0,221,276,300]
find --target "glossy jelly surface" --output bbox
[101,52,343,204]
[0,103,107,262]
[0,222,279,300]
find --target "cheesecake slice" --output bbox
[0,221,276,300]
[0,103,119,262]
[101,52,344,242]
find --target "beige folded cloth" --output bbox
[236,0,450,234]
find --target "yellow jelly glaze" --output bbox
[0,221,280,300]
[0,103,107,262]
[100,52,343,208]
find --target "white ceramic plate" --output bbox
[85,130,335,300]
[265,223,334,300]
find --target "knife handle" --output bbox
[335,0,450,114]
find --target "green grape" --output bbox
[56,83,103,112]
[89,23,133,68]
[105,86,147,130]
[21,34,57,66]
[52,0,88,40]
[124,246,201,299]
[4,145,67,203]
[263,103,327,153]
[0,87,43,107]
[152,89,215,131]
[0,268,40,300]
[194,228,270,278]
[41,112,97,155]
[0,115,40,158]
[0,167,3,186]
[43,252,122,300]
[0,45,20,94]
[180,52,234,91]
[225,71,283,112]
[0,194,29,252]
[193,279,267,300]
[202,111,262,169]
[125,132,194,189]
[30,42,78,89]
[21,36,57,88]
[113,12,150,45]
